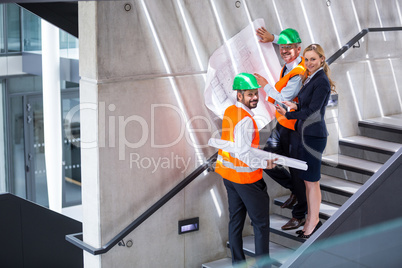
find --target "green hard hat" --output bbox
[277,28,301,44]
[232,73,260,90]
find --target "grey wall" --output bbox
[78,0,402,267]
[328,1,402,138]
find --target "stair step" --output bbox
[273,195,340,220]
[202,240,293,268]
[320,174,361,206]
[358,115,402,143]
[228,236,294,264]
[269,214,305,249]
[318,201,339,219]
[322,154,382,174]
[364,114,402,127]
[340,135,401,154]
[339,135,401,163]
[320,174,360,197]
[202,258,233,268]
[322,154,382,184]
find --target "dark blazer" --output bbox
[285,69,331,137]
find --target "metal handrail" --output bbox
[66,152,218,255]
[326,27,402,65]
[66,26,402,256]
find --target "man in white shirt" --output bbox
[215,73,277,267]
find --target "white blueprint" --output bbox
[208,138,308,171]
[204,18,282,130]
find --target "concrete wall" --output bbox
[78,0,402,267]
[328,1,402,138]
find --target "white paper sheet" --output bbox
[208,138,308,171]
[204,18,282,130]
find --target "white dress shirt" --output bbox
[262,33,303,104]
[262,56,303,104]
[231,102,269,169]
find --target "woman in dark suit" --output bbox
[276,44,336,238]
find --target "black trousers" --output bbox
[223,178,270,267]
[263,123,307,219]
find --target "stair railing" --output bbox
[65,152,217,255]
[326,27,402,65]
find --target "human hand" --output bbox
[253,73,268,88]
[275,103,287,116]
[256,27,274,43]
[266,158,278,169]
[282,101,297,110]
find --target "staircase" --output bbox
[202,114,402,268]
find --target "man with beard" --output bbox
[254,28,308,231]
[215,73,277,267]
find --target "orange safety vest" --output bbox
[215,105,263,184]
[268,57,306,130]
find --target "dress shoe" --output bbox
[281,217,306,230]
[296,230,304,235]
[281,194,297,209]
[298,221,322,238]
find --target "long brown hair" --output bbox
[302,44,336,93]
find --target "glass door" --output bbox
[25,94,48,207]
[61,91,81,206]
[8,95,26,199]
[8,94,47,206]
[7,90,81,208]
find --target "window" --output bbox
[22,7,41,52]
[0,5,4,53]
[6,3,21,53]
[0,4,22,54]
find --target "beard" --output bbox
[247,100,258,109]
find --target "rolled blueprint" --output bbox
[208,138,308,171]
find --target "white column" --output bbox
[41,19,62,213]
